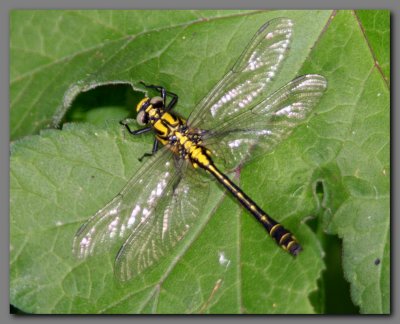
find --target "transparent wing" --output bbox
[188,17,294,130]
[72,146,182,259]
[114,165,210,281]
[203,74,327,171]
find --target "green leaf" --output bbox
[356,10,390,84]
[10,121,322,314]
[10,9,389,314]
[298,10,390,313]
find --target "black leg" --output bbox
[149,138,159,154]
[119,119,151,135]
[166,91,178,111]
[131,127,152,135]
[138,139,160,162]
[140,81,178,111]
[160,87,167,106]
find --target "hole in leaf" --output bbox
[304,214,318,233]
[63,84,143,127]
[314,179,325,205]
[309,235,360,314]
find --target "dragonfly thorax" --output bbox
[143,103,212,169]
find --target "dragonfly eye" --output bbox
[150,96,164,108]
[136,110,149,126]
[136,97,150,112]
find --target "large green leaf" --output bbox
[356,10,390,84]
[296,10,390,313]
[10,10,389,314]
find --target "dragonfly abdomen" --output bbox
[207,163,302,256]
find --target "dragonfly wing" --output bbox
[72,146,182,260]
[188,18,294,130]
[114,164,210,281]
[203,74,327,171]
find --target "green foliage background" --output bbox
[10,10,390,314]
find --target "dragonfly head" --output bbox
[136,96,164,126]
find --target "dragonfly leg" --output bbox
[138,139,160,162]
[165,91,178,111]
[119,119,152,135]
[139,81,178,111]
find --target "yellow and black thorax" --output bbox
[136,97,213,169]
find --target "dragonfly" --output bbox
[73,17,327,281]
